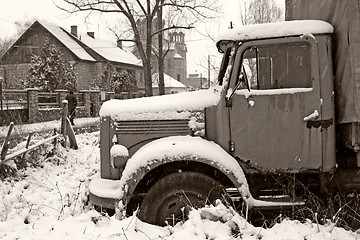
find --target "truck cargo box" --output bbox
[286,0,360,124]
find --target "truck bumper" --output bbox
[88,174,122,209]
[89,192,119,209]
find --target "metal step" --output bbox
[226,188,305,209]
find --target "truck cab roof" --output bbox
[216,20,333,52]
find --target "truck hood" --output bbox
[99,86,223,121]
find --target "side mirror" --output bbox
[226,73,247,107]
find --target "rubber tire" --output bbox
[139,171,226,226]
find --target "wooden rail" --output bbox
[0,122,14,160]
[1,89,145,110]
[0,102,78,164]
[1,89,28,109]
[2,134,60,162]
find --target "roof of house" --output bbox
[39,20,96,62]
[4,20,142,67]
[152,73,186,88]
[78,32,142,66]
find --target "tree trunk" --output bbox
[145,0,153,97]
[144,59,153,96]
[158,0,165,95]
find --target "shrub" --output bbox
[22,38,77,92]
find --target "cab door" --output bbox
[228,37,323,171]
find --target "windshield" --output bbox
[218,42,239,86]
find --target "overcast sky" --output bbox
[0,0,285,76]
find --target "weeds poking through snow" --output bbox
[71,182,82,215]
[56,182,65,220]
[125,208,138,230]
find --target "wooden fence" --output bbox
[0,89,145,110]
[0,102,77,164]
[0,89,28,110]
[0,89,145,126]
[0,89,86,110]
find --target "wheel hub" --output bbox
[156,191,205,225]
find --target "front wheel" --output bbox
[139,171,226,226]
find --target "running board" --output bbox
[251,198,305,210]
[226,188,305,209]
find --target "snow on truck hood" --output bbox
[99,86,223,121]
[217,20,334,43]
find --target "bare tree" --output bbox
[156,0,166,95]
[153,3,203,95]
[183,0,283,87]
[57,0,219,96]
[238,0,283,84]
[240,0,283,25]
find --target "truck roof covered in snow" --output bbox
[217,20,333,43]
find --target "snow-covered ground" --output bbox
[0,121,359,239]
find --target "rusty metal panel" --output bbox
[317,35,336,172]
[230,92,322,171]
[205,97,231,152]
[100,116,120,179]
[338,122,360,151]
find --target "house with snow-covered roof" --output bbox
[0,20,143,90]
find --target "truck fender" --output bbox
[117,135,254,208]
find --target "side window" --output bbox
[240,42,312,90]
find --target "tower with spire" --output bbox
[134,18,187,84]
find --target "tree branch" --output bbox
[164,0,219,19]
[151,25,193,37]
[57,0,122,13]
[136,0,147,16]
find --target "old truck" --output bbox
[89,0,360,226]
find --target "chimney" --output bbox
[71,25,78,37]
[117,39,123,49]
[87,32,95,38]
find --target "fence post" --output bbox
[80,90,91,117]
[55,89,68,107]
[61,100,68,147]
[20,133,33,165]
[0,122,14,161]
[0,77,3,110]
[120,92,128,99]
[90,90,100,117]
[107,91,115,100]
[139,91,145,98]
[131,92,138,98]
[27,88,39,123]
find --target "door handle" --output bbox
[303,110,319,121]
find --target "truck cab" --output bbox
[89,19,360,226]
[208,20,336,173]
